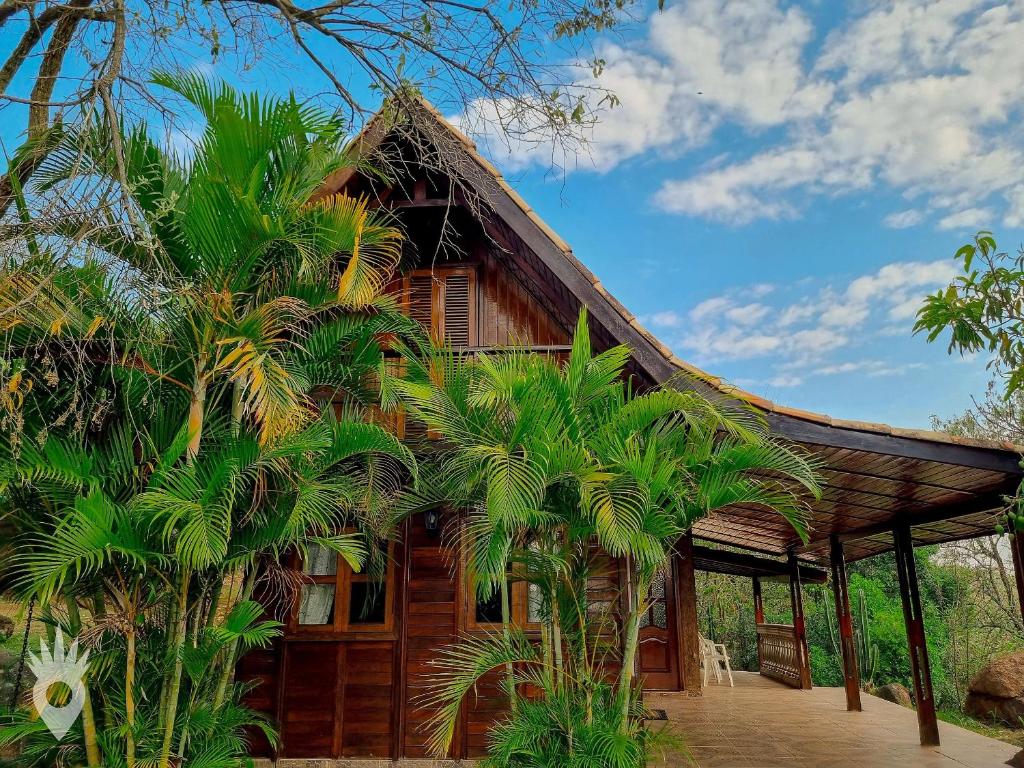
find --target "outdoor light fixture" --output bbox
[424,508,441,535]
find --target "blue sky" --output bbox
[470,0,1024,429]
[4,0,1023,430]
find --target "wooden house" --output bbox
[240,98,1024,763]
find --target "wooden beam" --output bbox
[830,536,862,712]
[752,576,765,671]
[893,521,940,746]
[1011,532,1024,631]
[692,544,828,584]
[752,576,765,625]
[787,553,813,690]
[676,533,702,695]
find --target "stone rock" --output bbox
[964,691,1024,726]
[970,652,1024,699]
[964,652,1024,726]
[874,682,913,708]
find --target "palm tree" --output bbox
[391,310,821,762]
[0,75,418,768]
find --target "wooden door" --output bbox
[637,566,680,690]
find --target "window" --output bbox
[402,267,477,347]
[467,572,543,630]
[294,540,395,633]
[389,267,478,441]
[638,569,668,630]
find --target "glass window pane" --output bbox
[527,582,544,624]
[303,543,337,576]
[587,600,612,623]
[475,585,505,624]
[298,584,335,625]
[639,611,650,629]
[653,602,667,629]
[349,581,387,625]
[651,571,665,600]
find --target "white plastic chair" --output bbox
[699,635,734,687]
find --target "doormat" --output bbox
[644,709,668,721]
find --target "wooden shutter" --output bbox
[401,268,477,441]
[403,268,476,347]
[408,274,434,336]
[441,272,471,347]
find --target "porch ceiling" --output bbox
[693,430,1022,565]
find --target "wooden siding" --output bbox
[402,513,460,758]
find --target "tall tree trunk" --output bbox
[617,558,645,732]
[64,595,101,767]
[186,363,208,460]
[156,590,179,733]
[125,623,137,768]
[159,570,191,768]
[213,566,256,709]
[499,576,517,712]
[550,581,563,690]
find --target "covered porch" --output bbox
[664,407,1024,752]
[649,672,1019,768]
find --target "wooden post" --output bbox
[787,553,813,690]
[752,576,765,670]
[752,575,764,624]
[1011,531,1024,631]
[893,521,940,746]
[676,532,702,694]
[830,535,862,711]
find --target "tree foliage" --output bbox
[0,0,639,228]
[0,78,417,767]
[393,310,821,764]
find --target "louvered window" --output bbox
[395,268,477,441]
[403,268,477,347]
[442,273,471,346]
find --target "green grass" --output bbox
[938,709,1024,748]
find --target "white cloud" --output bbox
[689,296,733,322]
[656,259,956,384]
[938,207,995,230]
[647,310,684,328]
[460,0,1024,228]
[816,359,925,377]
[1004,185,1024,227]
[883,209,925,229]
[614,0,1024,228]
[724,303,770,325]
[767,374,804,388]
[461,0,831,173]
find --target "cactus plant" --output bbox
[854,588,879,691]
[823,590,840,657]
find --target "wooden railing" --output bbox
[756,623,806,688]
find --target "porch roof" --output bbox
[692,432,1021,564]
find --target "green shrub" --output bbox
[482,684,666,768]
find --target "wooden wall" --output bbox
[477,248,570,347]
[402,513,460,758]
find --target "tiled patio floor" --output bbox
[648,672,1021,768]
